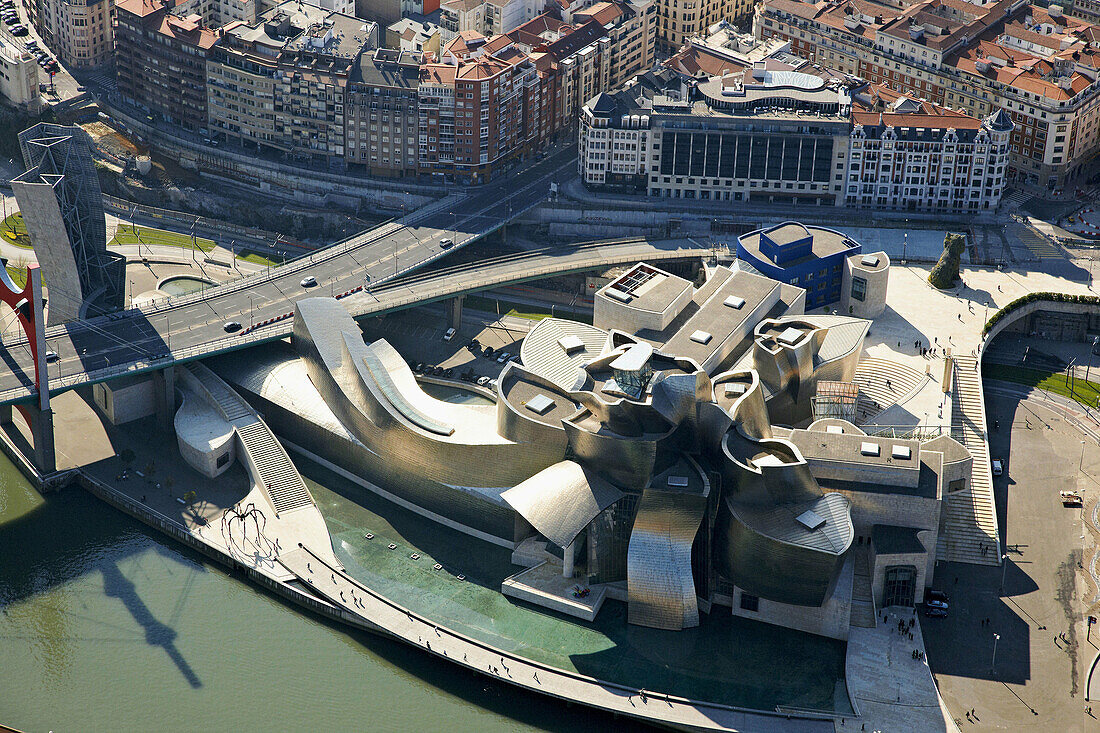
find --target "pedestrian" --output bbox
[307,562,311,572]
[954,576,959,585]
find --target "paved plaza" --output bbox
[921,392,1094,732]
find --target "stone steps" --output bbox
[937,356,1000,566]
[186,363,314,515]
[853,357,927,421]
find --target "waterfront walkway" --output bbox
[279,544,835,733]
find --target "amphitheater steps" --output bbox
[852,357,927,422]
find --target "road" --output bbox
[0,146,713,404]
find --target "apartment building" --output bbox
[205,2,378,165]
[656,0,741,52]
[173,0,257,25]
[345,48,421,176]
[754,0,1100,188]
[579,64,1012,210]
[116,0,218,132]
[847,85,1013,212]
[386,15,446,52]
[502,0,654,138]
[22,0,112,69]
[418,32,540,181]
[0,34,39,111]
[440,0,546,35]
[580,66,851,202]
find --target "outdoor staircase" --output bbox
[234,422,314,513]
[936,356,1000,566]
[850,548,877,629]
[852,357,927,422]
[186,363,314,515]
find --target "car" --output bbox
[487,378,499,390]
[509,353,520,362]
[924,589,949,606]
[223,320,242,333]
[44,350,59,363]
[439,238,453,249]
[299,275,317,288]
[476,376,491,387]
[991,459,1004,477]
[924,606,948,618]
[443,327,455,342]
[496,352,510,364]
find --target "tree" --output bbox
[119,448,136,466]
[929,233,967,290]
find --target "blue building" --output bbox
[736,222,861,310]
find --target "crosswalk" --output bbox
[999,189,1033,210]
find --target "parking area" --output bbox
[921,390,1093,732]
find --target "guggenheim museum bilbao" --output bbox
[210,222,968,640]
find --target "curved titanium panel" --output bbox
[627,477,709,630]
[717,492,853,606]
[502,461,624,549]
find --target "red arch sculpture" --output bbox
[0,262,44,392]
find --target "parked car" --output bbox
[991,459,1004,477]
[223,321,242,333]
[476,376,491,387]
[924,589,949,606]
[924,606,948,618]
[439,238,453,249]
[44,350,59,363]
[496,352,510,363]
[443,327,455,342]
[299,275,317,288]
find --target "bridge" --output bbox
[0,146,574,404]
[0,233,715,406]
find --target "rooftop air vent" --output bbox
[605,288,631,303]
[860,254,880,267]
[724,295,746,309]
[892,445,913,459]
[796,510,826,531]
[525,394,555,415]
[690,330,713,345]
[667,475,690,487]
[724,382,747,397]
[558,335,584,354]
[778,327,803,345]
[861,441,881,456]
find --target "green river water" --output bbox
[0,456,625,733]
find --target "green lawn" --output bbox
[983,363,1100,408]
[4,265,26,289]
[464,294,592,324]
[236,249,279,267]
[110,223,216,253]
[1,213,32,249]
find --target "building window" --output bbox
[883,566,916,608]
[851,276,867,302]
[740,593,759,611]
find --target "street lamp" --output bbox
[247,294,255,328]
[1080,439,1087,475]
[1000,552,1009,592]
[991,632,1000,673]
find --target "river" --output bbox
[0,455,625,733]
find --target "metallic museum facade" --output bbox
[214,254,968,640]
